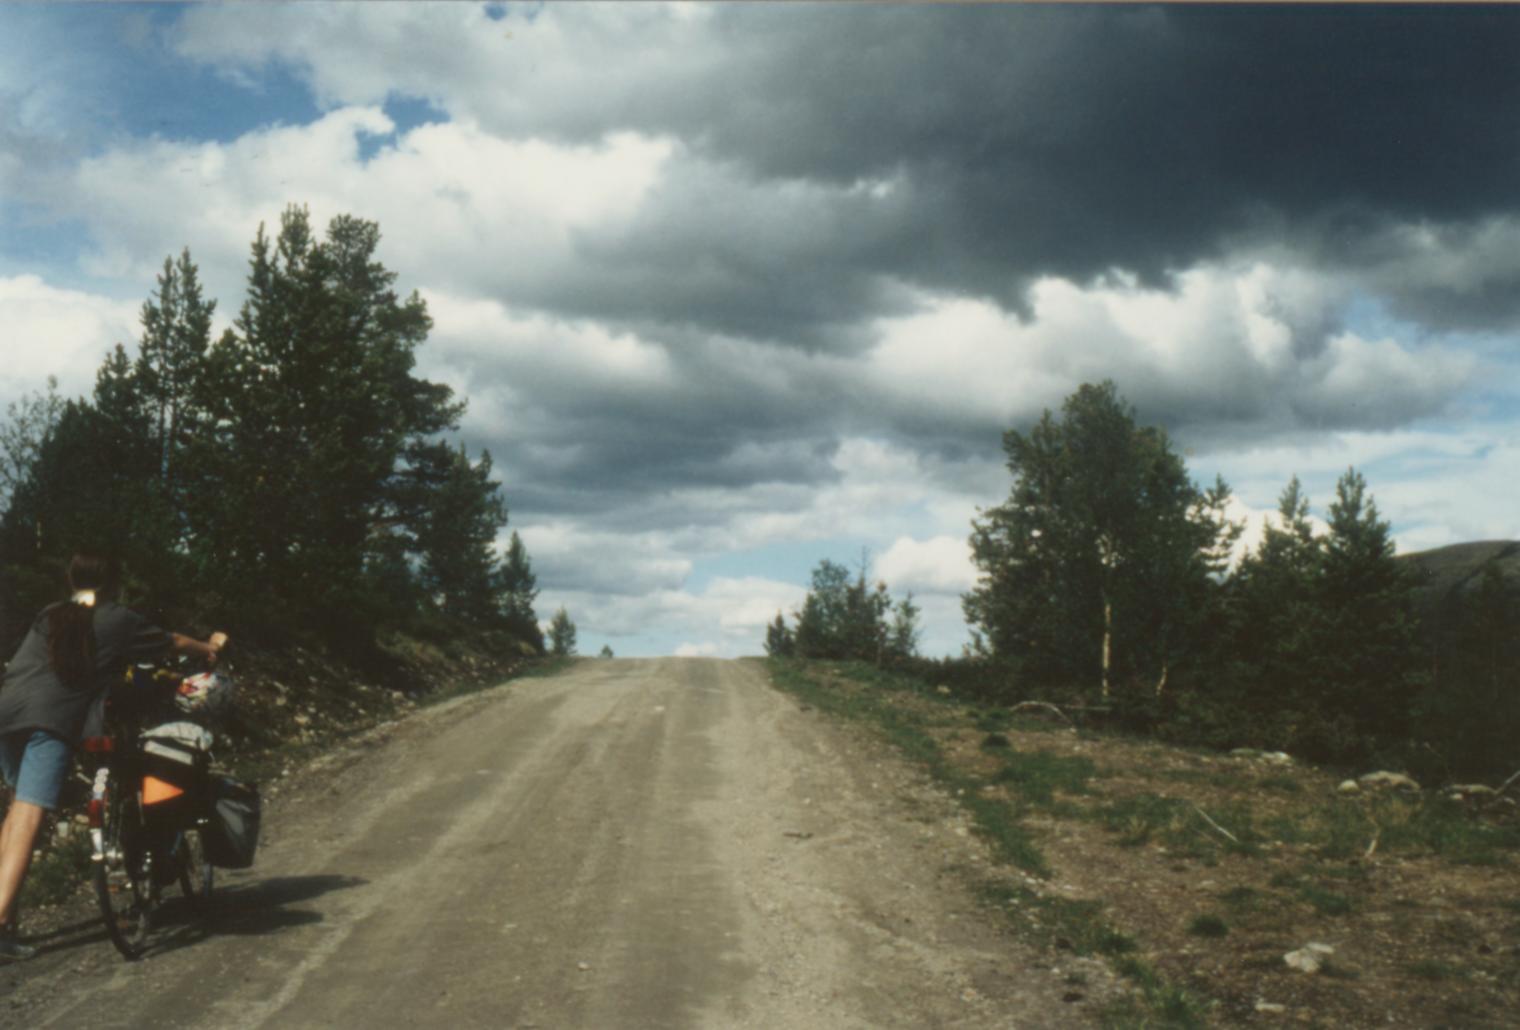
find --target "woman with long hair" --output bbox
[0,552,227,962]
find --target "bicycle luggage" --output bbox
[139,721,215,828]
[203,778,260,869]
[175,670,236,728]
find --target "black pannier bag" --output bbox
[203,778,261,869]
[140,722,215,831]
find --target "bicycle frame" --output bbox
[83,664,216,959]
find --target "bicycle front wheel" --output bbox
[93,776,151,960]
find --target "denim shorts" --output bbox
[0,730,71,811]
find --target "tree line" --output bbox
[0,206,546,660]
[765,555,920,663]
[772,381,1516,782]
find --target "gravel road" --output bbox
[5,658,1081,1028]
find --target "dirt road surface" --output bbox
[5,658,1085,1028]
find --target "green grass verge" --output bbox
[769,659,1047,874]
[994,748,1098,808]
[1188,913,1229,938]
[1100,956,1210,1029]
[772,659,1208,1028]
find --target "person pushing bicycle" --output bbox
[0,552,227,962]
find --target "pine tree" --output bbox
[1227,476,1329,738]
[200,206,462,627]
[888,592,921,660]
[1316,468,1425,744]
[549,607,578,656]
[787,557,901,663]
[403,441,507,623]
[135,249,215,504]
[496,531,543,652]
[764,611,795,657]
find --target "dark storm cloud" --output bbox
[177,3,1520,339]
[156,2,1514,520]
[495,5,1520,337]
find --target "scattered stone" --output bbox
[1338,779,1360,794]
[293,713,311,727]
[1444,783,1497,801]
[935,685,952,696]
[1284,942,1335,974]
[1255,1000,1287,1015]
[576,962,592,972]
[1358,771,1420,792]
[1231,747,1292,765]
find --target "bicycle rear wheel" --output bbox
[92,776,152,960]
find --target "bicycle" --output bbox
[82,663,221,960]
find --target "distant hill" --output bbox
[1399,539,1520,633]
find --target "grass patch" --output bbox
[772,660,1048,873]
[973,708,1013,733]
[1099,793,1194,847]
[1408,959,1468,981]
[979,883,1134,957]
[1299,883,1356,916]
[1257,774,1304,794]
[994,749,1098,807]
[963,793,1049,875]
[775,661,1213,1030]
[1095,793,1262,858]
[1219,885,1263,910]
[1378,797,1520,865]
[1188,913,1229,938]
[1101,957,1210,1029]
[1267,794,1520,865]
[1158,766,1251,791]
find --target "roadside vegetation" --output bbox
[767,381,1519,1024]
[772,659,1520,1027]
[771,381,1519,786]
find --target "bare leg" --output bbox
[0,799,44,929]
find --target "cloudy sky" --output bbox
[3,4,1518,657]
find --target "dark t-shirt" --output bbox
[0,601,172,743]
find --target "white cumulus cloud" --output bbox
[873,536,977,596]
[0,275,139,405]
